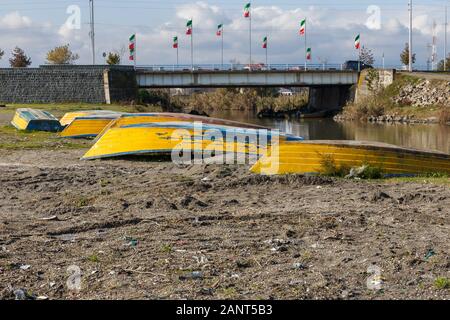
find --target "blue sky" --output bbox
[0,0,449,67]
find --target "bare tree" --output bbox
[0,49,4,61]
[359,46,375,65]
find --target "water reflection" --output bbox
[209,110,450,154]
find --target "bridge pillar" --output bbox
[307,85,353,112]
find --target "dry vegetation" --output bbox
[341,75,450,122]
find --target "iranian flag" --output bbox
[299,19,306,35]
[244,3,251,18]
[306,47,312,60]
[173,36,178,49]
[216,24,223,36]
[129,34,136,61]
[262,36,267,49]
[354,34,360,49]
[186,19,193,35]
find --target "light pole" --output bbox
[89,0,95,65]
[408,0,413,72]
[445,5,448,71]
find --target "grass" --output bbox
[381,175,450,186]
[0,103,163,116]
[0,125,89,150]
[434,277,450,290]
[319,154,384,179]
[341,73,450,121]
[86,254,100,263]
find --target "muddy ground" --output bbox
[0,149,449,300]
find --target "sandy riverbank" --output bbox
[0,149,449,300]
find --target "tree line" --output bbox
[0,44,449,71]
[0,45,122,67]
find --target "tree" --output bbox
[437,54,450,71]
[0,49,4,61]
[359,46,375,65]
[400,43,416,66]
[46,44,79,64]
[9,47,32,68]
[106,52,121,65]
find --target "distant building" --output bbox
[278,88,294,96]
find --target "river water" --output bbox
[210,110,450,154]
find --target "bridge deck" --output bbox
[136,69,359,88]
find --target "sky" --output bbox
[0,0,449,68]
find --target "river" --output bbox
[209,110,450,154]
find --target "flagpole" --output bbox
[221,25,224,68]
[250,4,252,67]
[304,21,307,70]
[266,40,268,66]
[358,34,361,72]
[134,35,137,68]
[191,19,194,70]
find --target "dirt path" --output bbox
[0,149,449,300]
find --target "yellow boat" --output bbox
[95,113,269,140]
[81,122,291,160]
[250,140,450,176]
[59,110,122,127]
[60,114,122,138]
[11,108,62,132]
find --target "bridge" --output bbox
[135,64,358,88]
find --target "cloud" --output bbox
[0,4,446,68]
[0,11,32,29]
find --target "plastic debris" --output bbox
[425,249,436,260]
[13,289,36,300]
[125,237,138,247]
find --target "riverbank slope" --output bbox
[336,72,450,124]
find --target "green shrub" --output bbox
[434,277,450,290]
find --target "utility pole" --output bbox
[445,5,448,71]
[408,0,413,72]
[89,0,95,65]
[432,20,437,70]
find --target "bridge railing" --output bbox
[135,63,345,72]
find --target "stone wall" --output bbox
[0,65,137,104]
[392,78,450,107]
[355,69,395,102]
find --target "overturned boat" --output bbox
[82,121,302,161]
[11,108,62,132]
[60,114,123,138]
[250,140,450,176]
[59,110,122,127]
[95,113,269,139]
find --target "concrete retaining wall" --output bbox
[0,65,137,104]
[307,85,353,112]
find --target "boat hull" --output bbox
[11,108,62,132]
[59,110,122,127]
[60,115,122,138]
[250,140,450,176]
[95,113,270,140]
[82,122,281,160]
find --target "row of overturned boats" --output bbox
[11,108,450,176]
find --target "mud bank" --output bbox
[0,149,449,300]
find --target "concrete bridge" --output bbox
[135,65,358,88]
[136,65,358,111]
